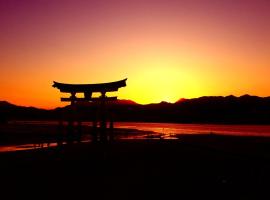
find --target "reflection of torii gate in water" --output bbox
[53,78,127,143]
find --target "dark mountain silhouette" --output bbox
[1,95,270,124]
[0,101,54,121]
[112,99,138,105]
[176,98,187,103]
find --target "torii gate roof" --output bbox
[53,78,127,93]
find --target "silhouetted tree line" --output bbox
[1,95,270,124]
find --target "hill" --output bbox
[1,95,270,124]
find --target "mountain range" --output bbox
[1,95,270,124]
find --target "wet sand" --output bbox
[0,122,153,147]
[0,134,270,199]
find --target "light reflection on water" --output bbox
[114,122,270,137]
[0,143,57,152]
[10,121,270,136]
[0,141,93,152]
[1,121,270,152]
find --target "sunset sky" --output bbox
[0,0,270,108]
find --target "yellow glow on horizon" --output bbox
[115,54,208,104]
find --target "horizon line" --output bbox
[2,94,270,110]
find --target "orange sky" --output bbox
[0,0,270,108]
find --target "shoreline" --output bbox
[1,122,270,199]
[1,121,270,154]
[0,138,269,199]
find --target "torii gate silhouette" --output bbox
[53,78,127,143]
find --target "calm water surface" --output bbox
[115,122,270,137]
[1,121,270,152]
[13,120,270,136]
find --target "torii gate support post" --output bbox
[109,112,114,141]
[99,91,107,142]
[66,96,77,144]
[92,109,98,142]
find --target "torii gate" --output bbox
[53,78,127,143]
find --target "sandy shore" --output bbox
[0,134,270,199]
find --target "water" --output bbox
[1,121,270,152]
[12,120,270,136]
[114,122,270,137]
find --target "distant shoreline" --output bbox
[2,95,270,124]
